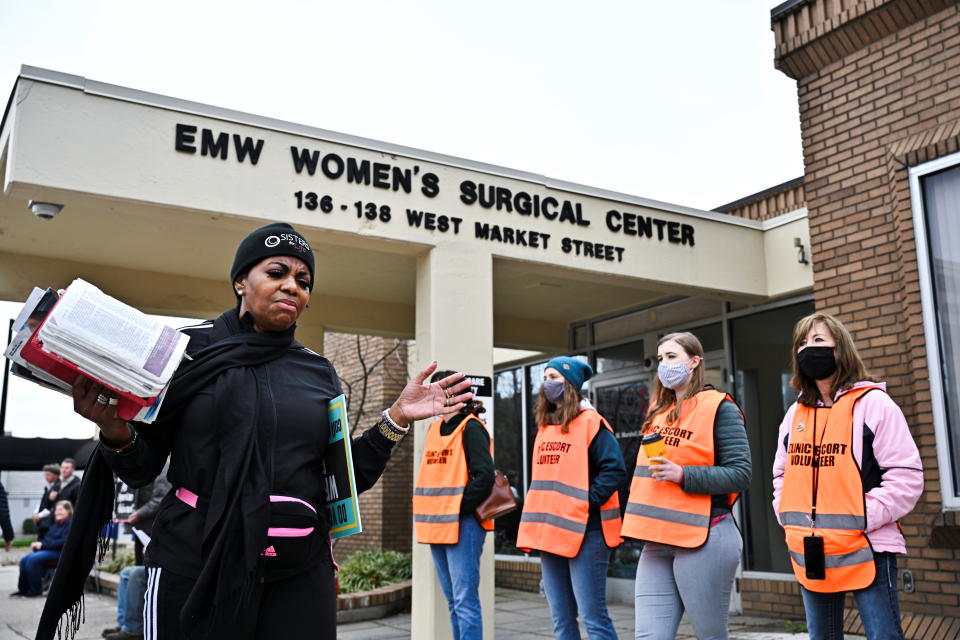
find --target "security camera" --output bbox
[28,201,64,221]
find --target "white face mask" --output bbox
[657,362,692,390]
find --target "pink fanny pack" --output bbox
[175,487,316,537]
[175,487,337,567]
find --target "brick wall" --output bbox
[713,177,806,221]
[739,578,805,620]
[495,558,542,593]
[324,332,413,559]
[760,1,960,633]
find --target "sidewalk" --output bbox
[340,587,866,640]
[0,557,863,639]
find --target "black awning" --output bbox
[0,436,96,470]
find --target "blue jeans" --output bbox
[801,552,904,640]
[18,550,60,595]
[117,565,148,634]
[540,528,618,640]
[430,514,487,640]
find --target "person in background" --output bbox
[623,332,751,640]
[102,566,147,640]
[773,313,923,640]
[128,470,171,565]
[101,470,171,640]
[53,458,80,508]
[12,500,73,597]
[414,370,495,640]
[32,463,60,541]
[516,356,626,640]
[1,481,15,552]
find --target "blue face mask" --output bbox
[658,362,692,390]
[543,379,566,403]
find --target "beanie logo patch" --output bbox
[563,364,570,370]
[264,233,311,253]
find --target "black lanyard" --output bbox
[809,405,831,527]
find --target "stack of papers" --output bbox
[39,279,188,397]
[4,279,190,423]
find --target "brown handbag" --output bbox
[474,469,519,521]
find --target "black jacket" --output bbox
[38,480,60,514]
[36,480,60,536]
[55,476,81,508]
[101,313,399,579]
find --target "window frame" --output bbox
[909,151,960,510]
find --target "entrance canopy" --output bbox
[0,66,811,353]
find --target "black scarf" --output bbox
[37,309,296,639]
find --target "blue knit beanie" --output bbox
[545,356,593,392]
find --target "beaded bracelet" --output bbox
[101,425,138,452]
[377,410,410,443]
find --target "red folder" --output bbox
[20,323,157,421]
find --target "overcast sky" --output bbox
[0,0,803,210]
[0,0,804,438]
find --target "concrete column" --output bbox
[294,320,325,355]
[411,244,495,640]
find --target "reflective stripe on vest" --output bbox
[779,512,866,529]
[787,546,874,569]
[778,386,882,593]
[413,415,493,544]
[516,409,622,558]
[621,389,736,548]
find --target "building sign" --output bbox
[174,123,697,266]
[464,374,493,437]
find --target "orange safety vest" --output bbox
[413,414,494,544]
[516,408,623,558]
[779,386,881,592]
[621,388,737,548]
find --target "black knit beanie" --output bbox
[230,223,315,295]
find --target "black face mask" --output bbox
[797,346,838,380]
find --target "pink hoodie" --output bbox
[771,382,924,554]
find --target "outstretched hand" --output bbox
[388,361,474,427]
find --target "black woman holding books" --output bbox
[38,222,474,640]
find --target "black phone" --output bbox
[803,535,826,580]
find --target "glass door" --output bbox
[590,370,653,580]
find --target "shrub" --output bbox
[12,538,36,548]
[98,552,136,575]
[22,518,36,535]
[338,550,412,594]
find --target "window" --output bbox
[595,340,645,373]
[687,322,724,353]
[911,155,960,507]
[731,301,814,572]
[572,324,589,350]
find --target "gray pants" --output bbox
[633,515,742,640]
